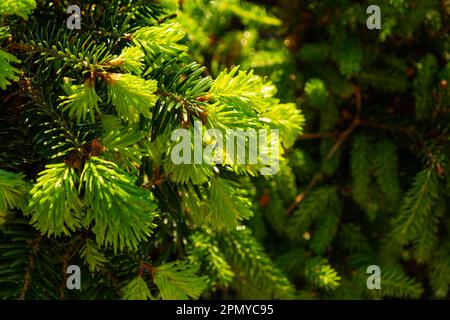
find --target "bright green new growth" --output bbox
[112,46,145,75]
[106,73,158,122]
[153,261,207,300]
[80,157,158,252]
[0,0,304,300]
[0,169,27,215]
[122,276,153,300]
[59,79,102,123]
[0,0,35,88]
[28,164,83,236]
[133,22,188,56]
[0,50,20,90]
[0,0,36,19]
[81,239,109,273]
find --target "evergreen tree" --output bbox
[0,0,449,300]
[0,0,301,300]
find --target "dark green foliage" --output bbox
[179,0,450,300]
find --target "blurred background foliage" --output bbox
[178,0,450,299]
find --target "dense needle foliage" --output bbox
[0,0,449,300]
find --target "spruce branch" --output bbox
[19,235,41,300]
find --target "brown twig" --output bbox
[138,262,156,277]
[286,173,321,214]
[358,119,416,135]
[287,85,362,214]
[59,237,85,300]
[158,13,178,24]
[59,250,71,300]
[298,132,336,140]
[19,235,42,300]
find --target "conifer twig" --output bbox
[298,132,336,140]
[19,235,42,300]
[287,85,362,214]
